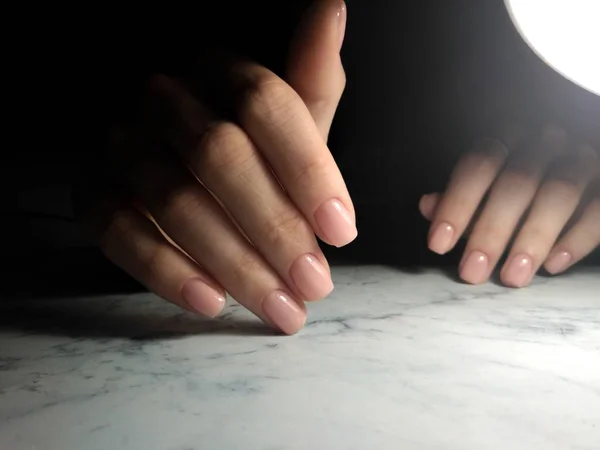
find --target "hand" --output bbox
[75,0,351,334]
[420,124,600,287]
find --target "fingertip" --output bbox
[314,198,358,248]
[262,290,307,335]
[544,251,572,275]
[181,278,227,318]
[419,192,440,220]
[428,222,456,255]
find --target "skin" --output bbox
[78,0,350,335]
[420,127,599,287]
[77,0,599,335]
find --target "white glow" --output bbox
[504,0,600,96]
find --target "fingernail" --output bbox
[503,254,533,287]
[262,291,306,335]
[290,254,334,301]
[338,1,347,51]
[429,222,455,254]
[545,251,572,274]
[460,250,490,284]
[314,198,357,247]
[181,278,226,318]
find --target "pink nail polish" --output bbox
[181,278,226,318]
[338,1,347,51]
[460,251,490,284]
[429,222,455,255]
[504,254,533,287]
[290,254,334,301]
[545,251,572,274]
[262,291,306,335]
[314,199,357,247]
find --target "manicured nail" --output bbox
[429,222,455,254]
[262,291,306,335]
[503,254,533,287]
[314,198,357,247]
[290,254,334,301]
[338,1,347,51]
[545,251,572,274]
[460,250,490,284]
[181,278,226,318]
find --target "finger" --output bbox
[145,76,334,302]
[458,125,567,285]
[233,62,357,247]
[419,193,441,221]
[122,136,307,335]
[420,192,485,240]
[81,196,227,318]
[427,137,510,255]
[501,144,598,287]
[286,0,347,140]
[544,180,600,274]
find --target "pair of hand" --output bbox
[76,0,599,335]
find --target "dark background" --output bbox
[3,0,599,297]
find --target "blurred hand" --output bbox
[75,0,351,334]
[420,124,599,287]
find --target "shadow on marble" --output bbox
[0,263,464,341]
[0,300,276,340]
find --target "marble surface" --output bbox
[1,266,599,450]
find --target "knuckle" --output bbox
[468,138,508,163]
[142,244,172,281]
[198,122,256,176]
[457,150,503,178]
[304,68,346,110]
[294,154,330,184]
[98,208,138,253]
[231,248,264,284]
[154,184,202,227]
[497,169,537,197]
[241,74,296,123]
[262,210,308,248]
[544,179,582,205]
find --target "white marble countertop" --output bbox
[1,266,599,450]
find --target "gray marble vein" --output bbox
[0,266,599,450]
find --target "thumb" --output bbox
[286,0,347,140]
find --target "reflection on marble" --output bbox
[0,266,599,450]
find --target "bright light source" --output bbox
[504,0,600,96]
